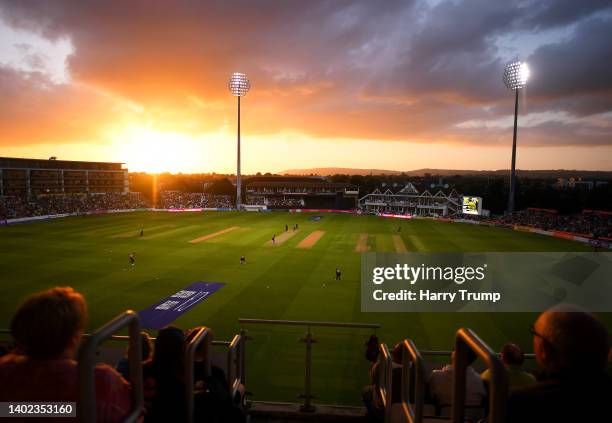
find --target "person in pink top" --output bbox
[0,286,132,422]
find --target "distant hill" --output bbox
[281,167,612,179]
[282,167,405,176]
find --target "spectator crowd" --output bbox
[0,193,148,220]
[0,286,610,423]
[0,287,245,423]
[159,192,233,209]
[363,304,612,422]
[244,196,304,208]
[495,209,612,239]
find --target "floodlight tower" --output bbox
[228,72,251,210]
[503,61,529,214]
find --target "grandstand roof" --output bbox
[0,157,125,171]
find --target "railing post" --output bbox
[377,344,393,423]
[239,327,248,386]
[299,325,316,412]
[453,328,508,423]
[398,339,424,423]
[185,327,212,423]
[237,318,380,410]
[77,310,143,423]
[227,334,243,402]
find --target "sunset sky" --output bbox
[0,0,611,173]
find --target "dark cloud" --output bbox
[527,15,612,99]
[0,0,610,148]
[519,0,611,30]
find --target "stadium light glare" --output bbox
[228,72,251,210]
[503,61,529,214]
[503,61,529,90]
[228,72,251,97]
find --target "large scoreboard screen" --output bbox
[462,196,482,215]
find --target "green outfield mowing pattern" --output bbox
[0,211,607,406]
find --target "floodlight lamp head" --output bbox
[228,72,250,97]
[503,61,529,90]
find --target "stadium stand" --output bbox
[0,157,129,197]
[245,176,359,210]
[158,191,233,209]
[358,183,463,216]
[495,209,612,239]
[0,157,153,222]
[0,192,148,220]
[1,287,610,423]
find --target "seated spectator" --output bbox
[0,287,131,422]
[143,326,186,423]
[481,343,535,391]
[427,348,486,410]
[185,327,245,422]
[361,338,411,421]
[116,331,152,383]
[390,342,406,403]
[507,304,612,423]
[362,335,384,421]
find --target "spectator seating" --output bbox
[375,329,509,423]
[494,210,612,239]
[3,296,608,423]
[0,193,148,220]
[75,312,245,423]
[159,191,233,209]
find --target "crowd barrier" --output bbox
[184,327,212,422]
[238,318,381,412]
[378,213,414,219]
[152,208,234,212]
[78,311,144,423]
[2,207,237,224]
[289,208,360,214]
[2,208,147,224]
[1,316,541,422]
[453,328,507,423]
[378,331,509,423]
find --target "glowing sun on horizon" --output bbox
[116,126,204,173]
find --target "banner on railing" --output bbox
[377,213,413,219]
[289,208,357,214]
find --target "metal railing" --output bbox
[399,339,426,423]
[238,318,381,412]
[1,327,243,421]
[377,344,393,423]
[184,326,212,423]
[0,323,526,422]
[376,340,425,423]
[418,349,535,360]
[77,310,143,423]
[453,328,508,423]
[227,334,244,401]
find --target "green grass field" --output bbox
[0,211,606,405]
